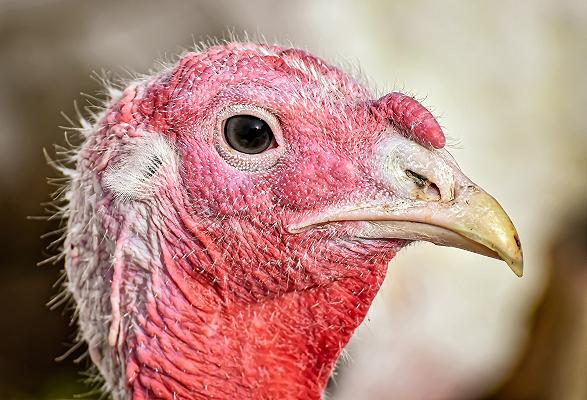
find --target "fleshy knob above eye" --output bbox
[224,115,274,154]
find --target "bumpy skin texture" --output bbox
[64,42,445,399]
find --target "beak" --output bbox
[289,135,523,277]
[352,186,524,276]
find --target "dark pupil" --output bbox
[224,115,274,154]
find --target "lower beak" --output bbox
[290,185,523,277]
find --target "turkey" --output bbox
[56,41,523,399]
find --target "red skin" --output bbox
[373,92,445,148]
[74,43,445,399]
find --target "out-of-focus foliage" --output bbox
[0,0,584,399]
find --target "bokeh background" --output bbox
[1,0,586,399]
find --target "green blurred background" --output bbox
[0,1,585,399]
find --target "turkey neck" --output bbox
[123,239,390,399]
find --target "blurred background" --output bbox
[0,0,585,399]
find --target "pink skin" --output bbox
[66,43,445,399]
[373,92,446,148]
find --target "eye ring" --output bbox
[215,105,285,172]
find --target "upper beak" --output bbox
[289,135,524,277]
[352,186,524,276]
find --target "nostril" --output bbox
[405,169,426,188]
[405,169,441,201]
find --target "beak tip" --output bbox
[508,259,524,277]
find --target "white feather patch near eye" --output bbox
[103,134,178,201]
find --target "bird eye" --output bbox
[224,115,274,154]
[215,105,285,172]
